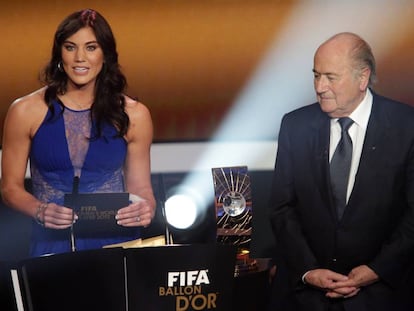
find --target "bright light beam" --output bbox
[164,0,413,222]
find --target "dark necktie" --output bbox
[330,117,353,219]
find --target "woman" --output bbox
[0,9,156,256]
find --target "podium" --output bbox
[11,244,236,311]
[1,261,19,311]
[15,248,127,311]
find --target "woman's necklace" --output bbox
[61,94,93,110]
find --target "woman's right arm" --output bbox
[1,93,43,218]
[1,90,74,229]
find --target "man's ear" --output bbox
[359,67,371,91]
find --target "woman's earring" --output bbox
[57,61,64,72]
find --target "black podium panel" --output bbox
[17,248,126,311]
[0,261,18,311]
[126,244,236,311]
[13,244,236,311]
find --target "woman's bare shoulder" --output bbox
[123,95,151,120]
[10,87,47,111]
[7,87,48,122]
[122,95,153,143]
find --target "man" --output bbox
[269,32,414,310]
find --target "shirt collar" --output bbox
[348,88,373,130]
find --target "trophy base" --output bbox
[234,249,258,276]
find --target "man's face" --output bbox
[313,42,368,118]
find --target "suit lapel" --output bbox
[310,112,337,219]
[347,94,391,210]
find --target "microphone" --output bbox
[158,174,172,245]
[70,176,80,252]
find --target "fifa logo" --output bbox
[160,269,218,310]
[167,270,210,287]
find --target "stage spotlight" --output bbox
[164,185,205,230]
[165,194,197,229]
[158,181,216,244]
[145,173,217,244]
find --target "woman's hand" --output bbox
[37,203,77,229]
[115,197,155,227]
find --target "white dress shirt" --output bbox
[329,89,373,203]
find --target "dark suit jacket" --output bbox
[269,92,414,311]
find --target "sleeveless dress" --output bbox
[29,99,140,257]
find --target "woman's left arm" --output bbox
[116,98,156,227]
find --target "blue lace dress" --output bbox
[29,100,140,257]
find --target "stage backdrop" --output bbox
[1,0,414,143]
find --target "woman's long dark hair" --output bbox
[41,8,129,137]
